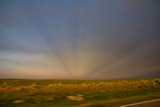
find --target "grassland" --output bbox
[0,78,160,107]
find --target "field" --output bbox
[0,78,160,107]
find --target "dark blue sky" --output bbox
[0,0,160,79]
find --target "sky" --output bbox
[0,0,160,79]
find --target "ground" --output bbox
[0,78,160,107]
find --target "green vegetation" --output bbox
[0,78,160,107]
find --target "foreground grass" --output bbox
[0,78,160,107]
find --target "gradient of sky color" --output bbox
[0,0,160,79]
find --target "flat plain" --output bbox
[0,78,160,107]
